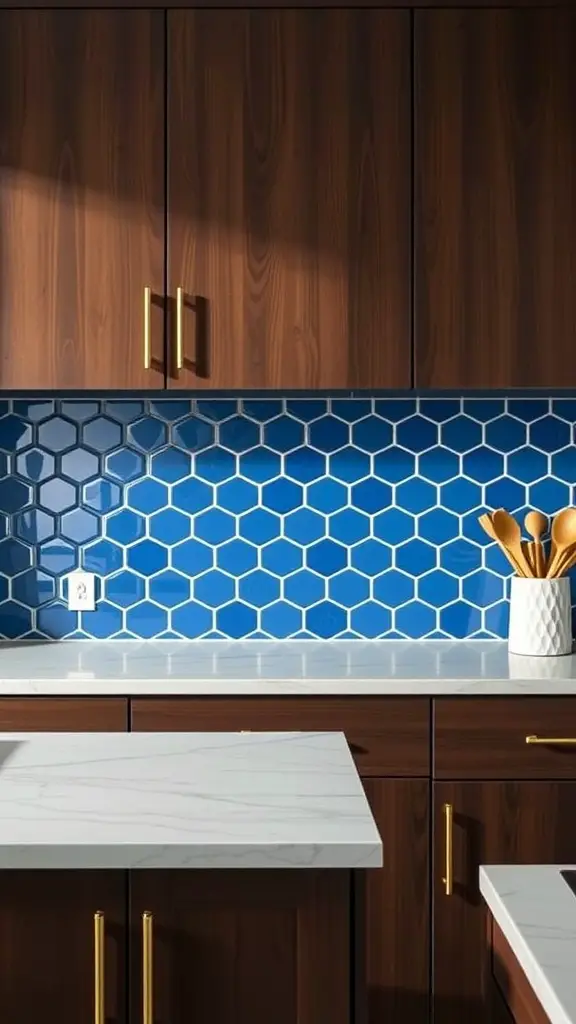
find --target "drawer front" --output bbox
[131,697,430,776]
[435,698,576,779]
[0,698,128,731]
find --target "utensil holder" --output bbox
[508,576,572,657]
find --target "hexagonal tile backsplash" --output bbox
[0,394,575,640]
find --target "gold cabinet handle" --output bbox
[94,911,105,1024]
[142,911,154,1024]
[526,735,576,745]
[442,803,453,896]
[176,286,184,370]
[143,287,152,369]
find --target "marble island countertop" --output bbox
[0,730,381,870]
[1,639,576,695]
[480,865,576,1024]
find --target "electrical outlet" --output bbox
[67,571,96,612]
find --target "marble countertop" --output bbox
[0,639,576,695]
[0,730,381,870]
[481,865,576,1024]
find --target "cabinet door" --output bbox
[0,11,164,389]
[131,870,350,1024]
[168,9,410,389]
[416,10,576,387]
[433,781,576,1024]
[0,871,126,1023]
[357,779,429,1024]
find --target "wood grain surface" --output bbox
[0,10,164,389]
[0,697,128,731]
[416,9,576,387]
[168,9,410,388]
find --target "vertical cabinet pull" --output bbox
[142,911,154,1024]
[176,286,184,370]
[442,803,453,896]
[94,911,105,1024]
[143,287,152,369]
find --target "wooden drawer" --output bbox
[131,697,430,776]
[489,916,550,1024]
[435,698,576,779]
[0,698,128,731]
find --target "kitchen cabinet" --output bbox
[130,870,350,1024]
[0,10,164,390]
[0,697,128,731]
[433,781,576,1023]
[167,9,410,389]
[415,9,576,387]
[0,872,126,1022]
[488,915,550,1024]
[131,696,430,1024]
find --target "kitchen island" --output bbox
[0,730,379,1023]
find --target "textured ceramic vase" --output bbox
[508,576,572,657]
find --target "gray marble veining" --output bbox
[0,639,575,695]
[481,865,576,1024]
[0,730,381,870]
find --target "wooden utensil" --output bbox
[524,510,547,577]
[546,508,576,578]
[521,540,537,576]
[554,544,576,578]
[477,513,524,576]
[491,509,534,577]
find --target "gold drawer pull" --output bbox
[94,911,105,1024]
[442,802,453,896]
[526,735,576,746]
[142,911,154,1024]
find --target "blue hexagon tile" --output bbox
[0,395,575,640]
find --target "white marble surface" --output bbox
[481,865,576,1024]
[0,730,381,870]
[0,639,576,695]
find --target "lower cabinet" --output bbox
[0,869,349,1024]
[433,781,576,1024]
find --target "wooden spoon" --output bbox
[478,513,524,576]
[546,508,576,578]
[491,509,533,577]
[525,510,547,578]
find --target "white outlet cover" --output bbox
[67,571,96,612]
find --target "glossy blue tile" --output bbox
[82,601,123,638]
[37,603,76,639]
[13,400,55,422]
[462,447,504,483]
[239,570,281,608]
[104,401,145,423]
[352,416,392,453]
[127,479,168,515]
[106,510,145,545]
[351,602,391,638]
[242,399,283,421]
[507,446,547,484]
[15,448,55,482]
[262,478,302,514]
[374,509,415,545]
[328,447,370,484]
[440,601,481,638]
[351,479,392,514]
[328,509,369,545]
[194,508,235,545]
[172,478,213,515]
[196,399,237,422]
[507,399,549,422]
[216,479,258,515]
[83,539,123,576]
[396,478,437,514]
[38,416,77,452]
[0,414,33,451]
[238,449,281,483]
[418,447,459,484]
[331,399,372,422]
[285,509,326,545]
[529,415,571,452]
[60,508,99,544]
[283,570,324,608]
[440,538,482,576]
[422,399,461,422]
[61,448,100,483]
[462,398,505,421]
[219,416,260,453]
[395,539,436,576]
[309,416,349,453]
[217,539,258,576]
[216,601,257,638]
[128,416,167,453]
[307,478,347,514]
[149,400,191,422]
[83,479,122,514]
[82,416,122,453]
[149,509,190,546]
[196,447,237,483]
[263,416,304,453]
[38,539,77,576]
[193,569,234,607]
[485,415,526,452]
[440,478,482,514]
[417,509,458,545]
[306,601,347,638]
[261,601,302,638]
[171,538,213,575]
[150,448,192,484]
[395,600,436,638]
[285,399,326,422]
[106,571,146,608]
[105,448,145,483]
[306,539,347,576]
[126,539,168,576]
[374,399,416,422]
[261,539,302,576]
[350,539,392,576]
[441,416,482,453]
[12,569,55,608]
[462,570,504,608]
[15,509,55,544]
[551,448,576,483]
[285,448,326,483]
[485,477,526,512]
[373,448,416,483]
[39,478,76,514]
[396,415,438,452]
[328,570,370,608]
[149,570,190,608]
[417,570,458,608]
[0,600,33,638]
[0,478,31,514]
[529,477,570,516]
[126,602,167,639]
[171,602,213,638]
[238,509,281,545]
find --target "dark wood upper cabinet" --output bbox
[0,10,164,389]
[0,871,126,1023]
[130,870,350,1024]
[433,781,576,1024]
[415,9,576,388]
[168,9,410,389]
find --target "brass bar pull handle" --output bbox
[143,287,152,369]
[176,286,184,370]
[94,911,105,1024]
[142,911,154,1024]
[526,735,576,745]
[442,803,453,896]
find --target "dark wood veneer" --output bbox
[131,696,430,776]
[490,917,551,1024]
[0,698,128,731]
[435,699,576,779]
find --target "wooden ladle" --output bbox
[491,509,533,577]
[546,507,576,578]
[524,510,547,578]
[478,513,523,576]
